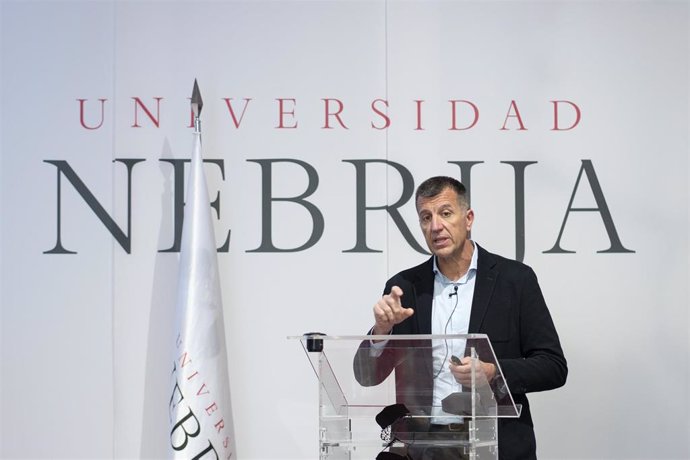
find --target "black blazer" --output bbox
[355,244,567,460]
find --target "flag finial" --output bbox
[191,79,203,132]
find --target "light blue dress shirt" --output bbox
[430,241,478,422]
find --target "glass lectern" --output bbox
[291,334,521,460]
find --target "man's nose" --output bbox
[430,214,443,231]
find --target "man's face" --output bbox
[416,187,474,260]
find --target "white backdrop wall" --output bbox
[1,1,689,459]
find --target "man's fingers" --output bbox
[374,303,393,323]
[375,304,413,323]
[389,286,403,302]
[373,287,414,332]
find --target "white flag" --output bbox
[169,130,236,459]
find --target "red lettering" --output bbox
[551,100,581,130]
[77,95,580,132]
[179,351,191,368]
[186,371,199,381]
[214,418,225,432]
[276,98,297,129]
[370,99,390,130]
[500,100,527,131]
[131,97,163,128]
[206,402,219,416]
[78,98,107,130]
[414,100,425,130]
[322,98,348,129]
[223,98,252,128]
[196,383,210,396]
[449,100,479,130]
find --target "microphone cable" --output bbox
[432,285,459,380]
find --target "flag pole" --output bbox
[192,79,203,134]
[169,80,236,459]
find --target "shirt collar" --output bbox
[432,240,478,284]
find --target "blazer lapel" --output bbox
[410,258,436,381]
[413,257,435,334]
[468,245,498,333]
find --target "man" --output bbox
[354,176,567,460]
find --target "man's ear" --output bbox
[466,208,475,230]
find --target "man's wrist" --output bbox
[372,325,392,336]
[490,363,499,382]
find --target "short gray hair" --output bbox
[415,176,468,210]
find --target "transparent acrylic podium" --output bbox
[291,334,521,460]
